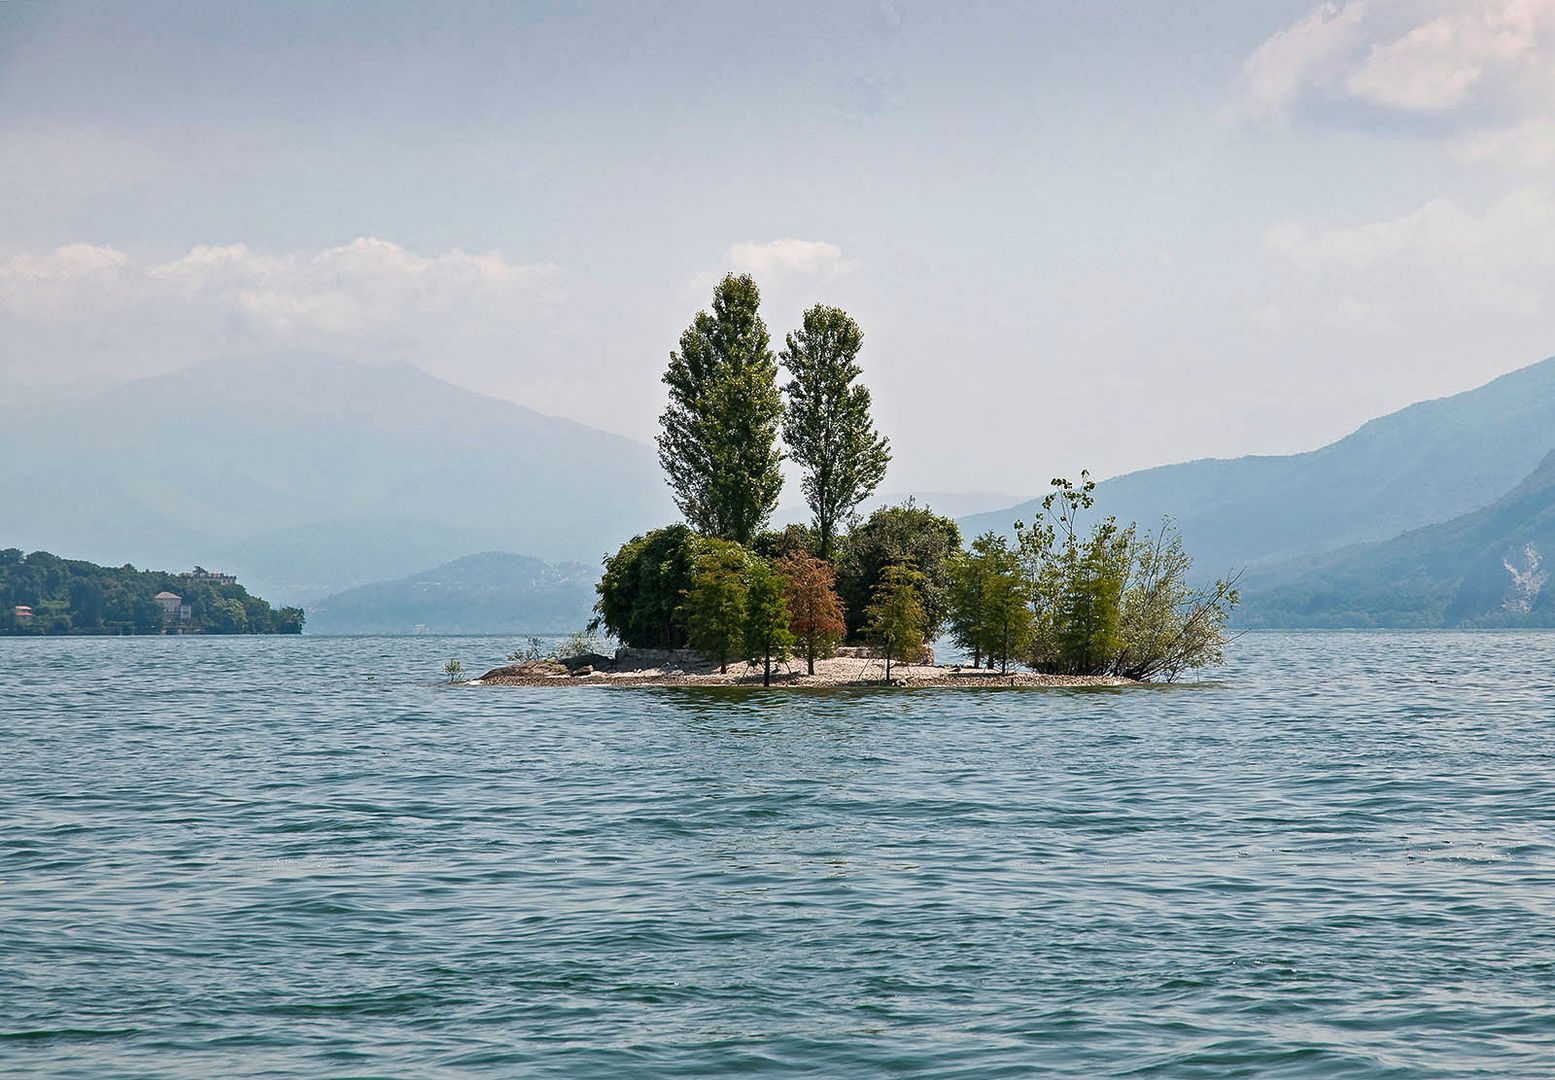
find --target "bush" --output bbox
[1017,475,1238,680]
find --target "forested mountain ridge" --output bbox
[960,356,1555,575]
[0,549,304,634]
[1239,450,1555,627]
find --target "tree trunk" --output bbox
[973,646,981,668]
[806,636,815,675]
[763,652,772,687]
[719,653,727,674]
[885,647,892,683]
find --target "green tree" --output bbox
[776,551,846,675]
[743,557,794,686]
[683,540,752,673]
[865,562,928,682]
[657,273,784,545]
[948,532,1034,673]
[1016,474,1236,679]
[594,525,705,648]
[1112,520,1241,681]
[780,304,890,559]
[750,522,817,563]
[836,502,962,640]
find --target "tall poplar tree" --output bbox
[658,274,784,545]
[780,304,891,560]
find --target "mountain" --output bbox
[959,356,1555,575]
[1240,451,1555,627]
[305,551,598,635]
[0,353,674,604]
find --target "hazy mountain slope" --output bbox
[1240,451,1555,627]
[773,490,1023,529]
[0,352,674,603]
[959,356,1555,574]
[306,551,599,635]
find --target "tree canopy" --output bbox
[836,503,962,640]
[743,556,794,686]
[657,273,784,545]
[683,539,755,673]
[776,551,846,675]
[780,304,890,559]
[865,561,928,682]
[593,524,705,649]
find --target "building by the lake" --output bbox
[180,566,238,586]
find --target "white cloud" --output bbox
[725,238,857,281]
[1266,187,1555,317]
[0,238,560,393]
[1236,1,1555,126]
[1346,2,1550,111]
[1,237,556,336]
[1235,1,1370,121]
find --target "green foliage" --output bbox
[657,273,784,545]
[780,304,891,559]
[750,523,817,563]
[593,525,705,648]
[1016,475,1237,679]
[947,532,1033,673]
[682,540,754,673]
[776,551,847,675]
[836,503,962,640]
[559,627,605,659]
[508,636,549,661]
[1113,522,1241,680]
[443,658,466,683]
[743,557,794,686]
[0,549,303,636]
[865,562,928,681]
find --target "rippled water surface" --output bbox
[4,632,1555,1077]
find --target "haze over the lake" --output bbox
[5,0,1555,491]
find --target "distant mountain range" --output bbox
[774,490,1023,529]
[960,356,1555,577]
[307,552,597,635]
[9,349,1555,630]
[0,352,675,605]
[1239,450,1555,627]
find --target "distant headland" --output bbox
[1,550,303,635]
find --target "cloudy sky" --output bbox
[4,1,1555,490]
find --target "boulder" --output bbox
[561,652,614,673]
[569,665,593,677]
[478,659,567,680]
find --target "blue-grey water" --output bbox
[3,632,1555,1077]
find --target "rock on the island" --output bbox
[561,652,614,673]
[569,665,593,677]
[478,659,568,680]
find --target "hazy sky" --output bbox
[4,1,1555,491]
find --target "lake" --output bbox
[3,631,1555,1077]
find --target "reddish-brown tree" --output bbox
[776,553,847,675]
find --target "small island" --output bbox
[467,274,1237,690]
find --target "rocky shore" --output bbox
[472,648,1133,689]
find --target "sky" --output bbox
[4,0,1555,492]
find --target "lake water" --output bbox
[4,631,1555,1077]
